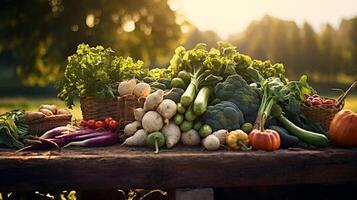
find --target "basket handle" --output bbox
[336,81,357,107]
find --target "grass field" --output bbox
[1,95,357,119]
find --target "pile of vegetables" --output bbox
[19,125,119,151]
[4,42,355,153]
[25,104,71,122]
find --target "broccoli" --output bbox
[214,74,261,123]
[164,88,185,103]
[203,101,244,131]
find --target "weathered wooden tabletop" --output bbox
[0,145,356,191]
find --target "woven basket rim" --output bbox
[26,114,72,125]
[300,100,344,112]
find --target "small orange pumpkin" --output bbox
[249,129,281,151]
[329,109,357,148]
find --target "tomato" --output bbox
[311,98,322,106]
[95,120,105,129]
[108,120,119,131]
[104,117,113,127]
[323,99,335,105]
[87,119,96,129]
[80,120,88,127]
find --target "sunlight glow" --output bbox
[170,0,357,38]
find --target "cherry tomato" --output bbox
[108,120,119,131]
[104,117,113,127]
[311,98,322,106]
[323,99,335,105]
[95,120,105,129]
[80,120,88,127]
[312,94,320,98]
[87,119,96,129]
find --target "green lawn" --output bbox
[1,96,357,118]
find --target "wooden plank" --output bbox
[0,145,356,191]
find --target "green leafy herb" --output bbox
[0,110,28,149]
[57,44,147,108]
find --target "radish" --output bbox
[124,121,142,136]
[118,79,136,96]
[142,111,163,133]
[202,135,220,150]
[157,99,177,122]
[144,89,164,111]
[161,122,181,148]
[122,129,147,146]
[63,133,119,148]
[134,108,146,121]
[212,129,228,145]
[181,129,200,146]
[133,82,151,98]
[40,126,76,139]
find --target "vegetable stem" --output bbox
[154,139,159,154]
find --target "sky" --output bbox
[169,0,357,39]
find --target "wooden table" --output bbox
[1,145,357,193]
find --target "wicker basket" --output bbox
[27,114,72,136]
[80,95,144,125]
[80,96,120,121]
[300,81,356,131]
[300,98,344,131]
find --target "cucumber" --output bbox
[178,70,191,85]
[180,121,193,132]
[171,78,187,89]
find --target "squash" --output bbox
[329,109,357,148]
[249,129,280,151]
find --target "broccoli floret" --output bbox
[164,88,185,103]
[215,74,261,123]
[203,101,244,131]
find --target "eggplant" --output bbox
[269,125,299,148]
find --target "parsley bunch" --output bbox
[57,44,147,108]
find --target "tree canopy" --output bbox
[0,0,182,86]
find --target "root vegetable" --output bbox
[157,99,177,120]
[181,129,200,146]
[134,108,146,121]
[57,108,71,115]
[118,79,136,96]
[25,111,45,122]
[144,89,164,111]
[124,121,142,136]
[39,108,53,116]
[212,129,228,145]
[123,129,148,146]
[161,122,181,148]
[142,111,163,133]
[202,135,220,150]
[133,82,151,98]
[39,105,57,114]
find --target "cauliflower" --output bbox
[203,101,244,131]
[214,74,261,123]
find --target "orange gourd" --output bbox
[249,129,280,151]
[329,109,357,148]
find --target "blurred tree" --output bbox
[184,27,221,49]
[0,0,182,86]
[318,24,338,78]
[301,22,320,74]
